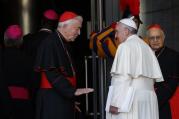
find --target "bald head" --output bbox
[147,25,165,51]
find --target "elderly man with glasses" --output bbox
[147,24,179,119]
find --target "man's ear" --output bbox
[124,28,129,36]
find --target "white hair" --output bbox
[58,16,83,28]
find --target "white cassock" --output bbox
[106,35,164,119]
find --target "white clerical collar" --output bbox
[125,34,137,42]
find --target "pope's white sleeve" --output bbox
[110,74,132,108]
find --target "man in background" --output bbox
[22,9,58,61]
[22,9,59,107]
[2,25,34,119]
[147,24,179,119]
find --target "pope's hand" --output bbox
[109,105,120,115]
[74,88,94,96]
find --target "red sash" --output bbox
[169,86,179,119]
[67,76,76,88]
[40,72,52,88]
[40,72,76,88]
[8,86,29,100]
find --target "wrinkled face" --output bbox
[63,19,82,42]
[115,23,127,44]
[147,28,165,51]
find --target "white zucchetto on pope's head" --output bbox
[119,17,137,30]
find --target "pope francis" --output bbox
[106,17,164,119]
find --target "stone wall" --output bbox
[139,0,179,51]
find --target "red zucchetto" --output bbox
[59,11,78,22]
[5,25,23,40]
[147,24,163,30]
